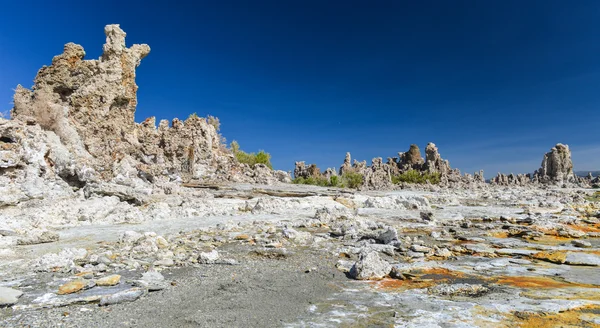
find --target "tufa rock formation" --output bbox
[491,143,580,187]
[1,24,288,206]
[533,143,576,184]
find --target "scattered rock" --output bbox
[564,252,600,266]
[99,288,145,306]
[58,280,86,295]
[0,287,23,306]
[134,271,167,291]
[532,250,567,264]
[428,284,489,297]
[198,250,220,264]
[349,251,392,280]
[571,240,592,248]
[16,231,59,245]
[96,274,121,286]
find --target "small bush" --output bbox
[293,172,363,189]
[392,169,441,184]
[330,175,339,187]
[230,140,273,169]
[292,176,329,186]
[341,171,363,189]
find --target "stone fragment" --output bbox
[571,240,592,248]
[565,252,600,266]
[532,250,567,264]
[32,248,88,272]
[99,288,144,306]
[153,258,174,266]
[0,287,23,306]
[198,250,220,264]
[376,227,398,244]
[349,251,392,280]
[96,274,121,286]
[16,231,59,245]
[134,271,167,291]
[428,284,489,297]
[58,280,86,295]
[410,244,432,253]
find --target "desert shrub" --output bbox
[230,140,273,169]
[392,169,441,184]
[341,171,363,189]
[292,175,329,186]
[330,175,339,187]
[292,171,364,189]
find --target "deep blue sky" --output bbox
[1,1,599,176]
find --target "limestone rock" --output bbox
[58,280,86,295]
[96,274,121,286]
[0,287,23,306]
[135,271,168,291]
[349,250,392,280]
[99,287,145,306]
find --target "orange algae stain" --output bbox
[371,278,437,290]
[416,267,466,279]
[371,268,467,291]
[510,304,600,328]
[532,250,567,264]
[567,223,600,234]
[495,276,578,289]
[489,231,510,238]
[521,289,600,301]
[527,234,574,245]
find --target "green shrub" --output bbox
[230,140,273,169]
[392,169,441,184]
[330,175,339,187]
[292,171,364,189]
[341,171,363,189]
[293,176,330,186]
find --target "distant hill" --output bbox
[575,171,600,178]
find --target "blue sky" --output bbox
[1,0,599,176]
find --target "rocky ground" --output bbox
[1,183,600,327]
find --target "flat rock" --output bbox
[99,288,145,306]
[410,244,432,253]
[96,274,121,286]
[58,280,86,295]
[571,240,592,248]
[495,248,538,256]
[565,252,600,266]
[16,231,59,245]
[134,271,168,291]
[0,287,23,306]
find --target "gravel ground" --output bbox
[1,246,345,328]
